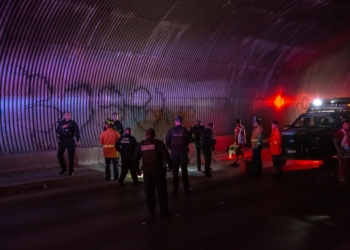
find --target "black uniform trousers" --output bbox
[201,146,212,174]
[57,139,75,173]
[119,156,138,183]
[105,158,118,180]
[171,150,190,191]
[252,145,263,175]
[193,141,202,168]
[272,154,282,176]
[143,168,169,214]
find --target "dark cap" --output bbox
[196,120,201,124]
[207,122,213,127]
[174,116,183,122]
[125,127,131,134]
[146,128,155,138]
[271,121,279,125]
[236,118,241,124]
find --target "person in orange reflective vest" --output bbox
[268,121,283,178]
[100,119,121,181]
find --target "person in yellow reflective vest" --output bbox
[251,116,263,176]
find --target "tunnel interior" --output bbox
[1,0,350,154]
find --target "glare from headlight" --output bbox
[312,99,322,106]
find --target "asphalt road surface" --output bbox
[1,161,350,250]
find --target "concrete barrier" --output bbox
[0,147,105,173]
[0,136,235,173]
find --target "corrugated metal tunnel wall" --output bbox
[1,0,350,153]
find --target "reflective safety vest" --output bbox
[100,128,120,158]
[235,124,246,144]
[269,128,282,155]
[251,125,263,148]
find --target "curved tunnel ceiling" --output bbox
[1,0,350,153]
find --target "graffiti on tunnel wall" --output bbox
[0,66,201,154]
[0,48,317,155]
[0,64,315,154]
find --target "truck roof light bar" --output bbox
[307,98,350,112]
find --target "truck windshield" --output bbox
[291,114,336,128]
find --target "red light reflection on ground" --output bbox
[283,159,321,171]
[218,150,322,172]
[217,152,253,162]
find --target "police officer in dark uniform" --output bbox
[189,120,205,172]
[56,111,80,176]
[201,123,215,177]
[103,112,124,136]
[115,127,139,185]
[166,116,193,193]
[112,112,124,136]
[134,128,172,217]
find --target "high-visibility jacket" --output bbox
[269,128,282,155]
[100,128,120,158]
[234,124,246,145]
[251,125,263,148]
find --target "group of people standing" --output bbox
[231,117,350,185]
[100,114,140,185]
[229,116,284,178]
[54,111,283,216]
[56,111,350,216]
[189,120,215,177]
[133,115,216,216]
[56,112,216,217]
[55,111,350,216]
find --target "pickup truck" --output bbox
[282,98,350,167]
